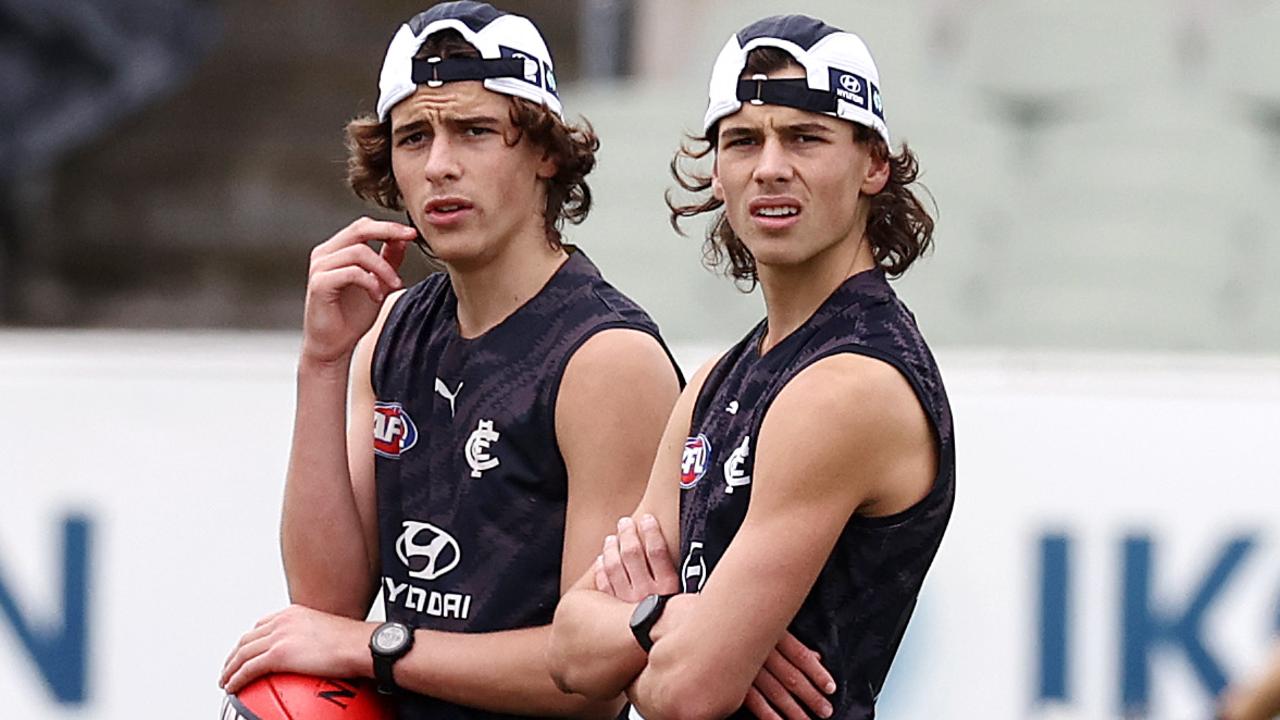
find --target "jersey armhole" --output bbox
[546,321,682,464]
[688,342,750,428]
[751,344,953,530]
[369,284,420,399]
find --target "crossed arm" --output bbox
[220,326,678,715]
[218,222,682,716]
[549,352,937,720]
[556,510,839,720]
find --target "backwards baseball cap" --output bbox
[703,15,889,148]
[376,1,562,122]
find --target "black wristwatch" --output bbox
[369,621,415,695]
[629,593,675,652]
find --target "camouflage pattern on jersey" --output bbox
[679,267,955,719]
[372,249,676,720]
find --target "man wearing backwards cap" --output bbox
[219,2,681,717]
[550,14,954,720]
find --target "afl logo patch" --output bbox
[373,402,418,458]
[680,434,712,489]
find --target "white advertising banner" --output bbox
[2,332,1278,719]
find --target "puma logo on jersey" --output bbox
[680,435,711,489]
[723,436,752,494]
[465,419,501,478]
[726,400,740,415]
[434,377,463,417]
[373,402,418,458]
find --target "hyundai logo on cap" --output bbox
[376,1,563,122]
[703,14,890,148]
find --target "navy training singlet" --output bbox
[371,249,678,719]
[677,268,955,719]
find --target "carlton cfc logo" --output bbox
[373,402,418,458]
[680,434,711,489]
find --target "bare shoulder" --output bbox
[558,328,680,406]
[563,327,673,379]
[556,328,681,433]
[352,287,410,372]
[759,352,934,513]
[649,348,725,428]
[627,348,729,537]
[684,350,725,397]
[770,352,924,439]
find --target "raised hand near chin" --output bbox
[301,217,417,367]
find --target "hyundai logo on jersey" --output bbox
[680,434,712,489]
[373,402,419,458]
[396,520,462,581]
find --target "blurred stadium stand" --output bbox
[0,0,1276,353]
[0,0,588,328]
[0,0,219,322]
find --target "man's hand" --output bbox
[301,217,415,366]
[595,514,679,603]
[743,632,836,720]
[595,514,835,719]
[219,605,372,694]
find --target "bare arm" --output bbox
[223,609,601,716]
[555,329,683,596]
[550,349,839,719]
[548,355,718,698]
[280,218,413,618]
[1219,641,1280,720]
[389,328,680,714]
[227,326,680,717]
[629,354,937,719]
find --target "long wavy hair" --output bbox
[344,30,599,249]
[667,47,935,288]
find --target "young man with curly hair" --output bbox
[219,3,680,718]
[550,15,955,720]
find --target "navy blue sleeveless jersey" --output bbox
[371,250,677,719]
[677,268,954,719]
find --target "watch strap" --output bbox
[630,593,675,653]
[373,651,398,695]
[370,622,414,695]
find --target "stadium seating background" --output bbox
[3,2,1280,718]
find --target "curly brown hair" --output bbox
[667,47,935,287]
[345,29,599,249]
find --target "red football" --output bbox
[222,673,390,720]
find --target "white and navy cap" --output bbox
[704,15,889,147]
[376,1,562,122]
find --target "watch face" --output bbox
[630,594,659,628]
[374,624,408,653]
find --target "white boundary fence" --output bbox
[2,332,1279,719]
